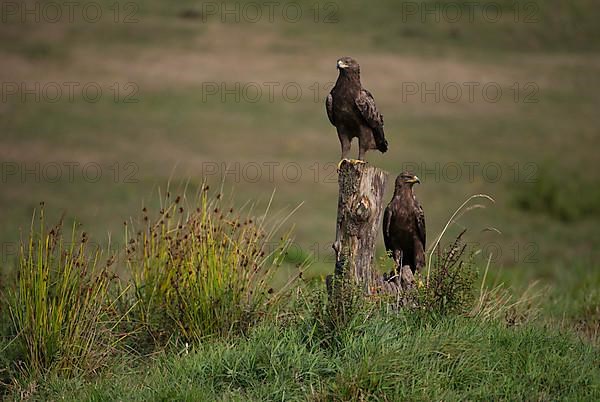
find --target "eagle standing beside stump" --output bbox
[326,56,388,163]
[383,172,426,276]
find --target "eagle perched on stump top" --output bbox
[326,57,388,162]
[383,172,426,274]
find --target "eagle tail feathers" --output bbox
[374,127,388,153]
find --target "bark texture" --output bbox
[332,160,389,294]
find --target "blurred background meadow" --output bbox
[1,0,600,398]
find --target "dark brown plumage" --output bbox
[326,56,388,161]
[383,172,426,275]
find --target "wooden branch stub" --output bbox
[332,160,389,294]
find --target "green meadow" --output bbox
[1,0,599,399]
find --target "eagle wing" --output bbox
[355,89,383,128]
[355,89,388,152]
[326,93,335,126]
[383,203,393,252]
[415,201,426,248]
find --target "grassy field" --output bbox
[13,314,600,400]
[1,0,600,399]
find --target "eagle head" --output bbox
[395,172,421,189]
[337,56,360,73]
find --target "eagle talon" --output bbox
[337,158,367,171]
[337,159,348,171]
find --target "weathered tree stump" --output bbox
[330,160,389,294]
[379,265,417,306]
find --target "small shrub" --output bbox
[416,231,478,317]
[125,187,300,344]
[6,207,121,377]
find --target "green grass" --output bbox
[1,202,598,399]
[16,314,600,401]
[1,0,599,398]
[513,164,600,222]
[3,208,123,378]
[123,186,303,346]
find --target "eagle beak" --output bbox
[409,176,421,184]
[337,60,348,69]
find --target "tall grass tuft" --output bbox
[471,254,542,325]
[125,186,302,344]
[6,206,122,377]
